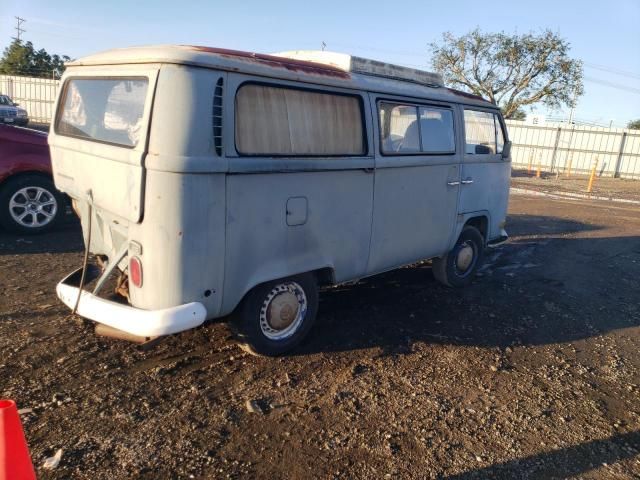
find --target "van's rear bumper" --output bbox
[56,267,207,337]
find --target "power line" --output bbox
[583,62,640,81]
[584,76,640,95]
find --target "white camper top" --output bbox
[66,45,493,108]
[272,50,444,87]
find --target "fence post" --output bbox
[613,132,627,178]
[550,126,562,173]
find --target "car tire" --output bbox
[0,175,64,234]
[432,226,485,288]
[232,273,319,356]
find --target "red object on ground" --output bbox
[0,399,36,480]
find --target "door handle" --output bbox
[461,178,474,185]
[447,181,460,186]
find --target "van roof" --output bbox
[67,45,496,109]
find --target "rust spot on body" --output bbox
[184,46,351,79]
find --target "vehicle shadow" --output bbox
[443,430,639,479]
[0,222,83,256]
[504,213,603,236]
[297,214,638,354]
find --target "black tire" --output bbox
[232,273,319,356]
[0,175,64,234]
[432,226,485,288]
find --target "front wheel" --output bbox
[432,226,485,288]
[232,273,319,356]
[0,175,64,234]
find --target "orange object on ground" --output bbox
[536,163,541,178]
[0,400,36,480]
[587,163,597,193]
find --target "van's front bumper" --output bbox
[487,228,509,247]
[56,267,207,338]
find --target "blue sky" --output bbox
[1,0,639,126]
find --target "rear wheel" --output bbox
[233,273,319,356]
[0,175,64,234]
[432,226,485,287]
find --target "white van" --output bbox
[50,46,510,355]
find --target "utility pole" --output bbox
[12,16,26,42]
[567,88,578,125]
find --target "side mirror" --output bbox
[475,144,492,155]
[502,140,512,159]
[13,102,19,106]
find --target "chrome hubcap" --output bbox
[9,186,57,228]
[259,282,307,340]
[455,241,476,276]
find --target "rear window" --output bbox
[56,78,148,148]
[235,84,365,156]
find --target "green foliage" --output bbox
[0,39,71,79]
[430,29,584,118]
[506,109,527,121]
[627,119,640,130]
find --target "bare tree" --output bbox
[430,29,584,118]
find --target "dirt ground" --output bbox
[1,194,639,479]
[511,169,640,202]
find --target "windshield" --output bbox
[0,95,14,106]
[56,78,148,148]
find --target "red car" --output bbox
[0,124,65,233]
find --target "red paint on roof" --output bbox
[184,46,351,79]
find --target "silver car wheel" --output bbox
[8,186,58,228]
[259,281,308,340]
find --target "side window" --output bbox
[380,102,455,155]
[235,84,365,156]
[380,103,419,153]
[464,110,497,155]
[419,106,455,153]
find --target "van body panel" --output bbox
[220,170,374,315]
[458,159,510,240]
[49,64,159,223]
[128,170,225,315]
[367,93,461,272]
[368,163,460,272]
[146,65,227,174]
[458,107,511,241]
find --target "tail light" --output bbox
[129,256,143,288]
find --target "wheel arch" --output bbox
[0,169,53,190]
[453,211,491,246]
[222,263,335,317]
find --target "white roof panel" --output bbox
[272,51,444,87]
